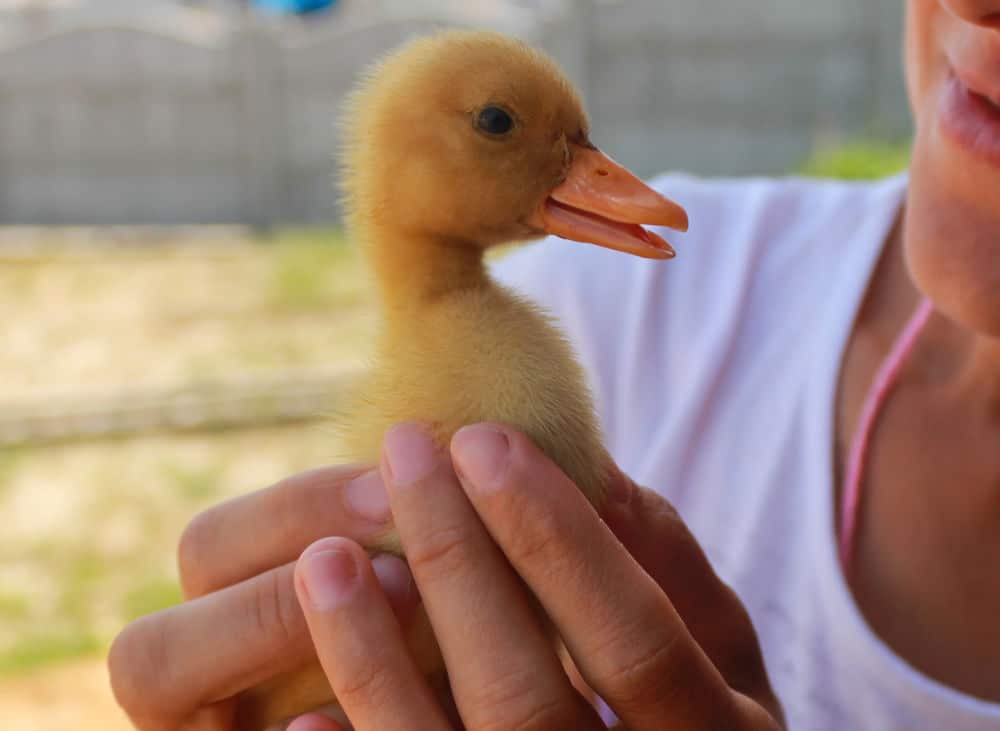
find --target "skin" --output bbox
[835,0,1000,701]
[107,1,1000,727]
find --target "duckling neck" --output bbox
[362,224,489,319]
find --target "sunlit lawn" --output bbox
[0,427,345,676]
[0,230,375,730]
[1,228,374,399]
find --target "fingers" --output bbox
[294,537,451,731]
[450,423,745,731]
[380,423,603,731]
[109,562,309,729]
[602,475,783,722]
[178,465,392,599]
[109,554,419,730]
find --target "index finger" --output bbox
[109,562,310,730]
[108,554,421,730]
[450,424,742,731]
[178,464,392,598]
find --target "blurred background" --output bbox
[0,0,910,728]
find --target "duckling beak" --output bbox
[528,145,688,259]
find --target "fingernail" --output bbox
[371,554,414,606]
[300,546,358,611]
[383,423,439,487]
[287,714,339,731]
[451,424,510,492]
[343,469,391,524]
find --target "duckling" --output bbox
[240,30,688,728]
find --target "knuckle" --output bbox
[177,507,219,598]
[476,695,577,731]
[505,501,563,566]
[107,615,169,718]
[249,567,306,648]
[269,481,317,552]
[602,630,691,712]
[334,655,395,709]
[716,597,772,695]
[264,474,351,563]
[466,669,580,731]
[404,522,474,583]
[642,488,686,536]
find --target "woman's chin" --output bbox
[905,231,1000,339]
[904,160,1000,338]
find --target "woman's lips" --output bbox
[940,70,1000,168]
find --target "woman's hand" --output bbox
[107,463,419,730]
[286,422,784,731]
[107,421,783,730]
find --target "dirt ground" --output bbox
[0,659,131,730]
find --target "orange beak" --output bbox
[528,145,688,259]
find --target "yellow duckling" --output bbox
[241,29,688,728]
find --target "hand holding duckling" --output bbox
[108,424,783,730]
[286,422,785,731]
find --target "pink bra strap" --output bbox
[838,297,934,572]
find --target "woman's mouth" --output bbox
[939,69,1000,168]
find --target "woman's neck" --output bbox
[960,340,1000,414]
[870,213,1000,415]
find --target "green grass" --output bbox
[0,228,376,685]
[799,140,911,180]
[121,577,183,622]
[55,550,114,618]
[163,462,227,502]
[0,632,102,678]
[0,426,342,680]
[0,450,22,497]
[0,593,30,622]
[264,228,367,310]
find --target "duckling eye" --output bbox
[476,106,514,136]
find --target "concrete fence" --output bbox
[0,1,912,226]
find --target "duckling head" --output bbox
[342,30,688,259]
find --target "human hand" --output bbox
[107,463,419,730]
[285,422,784,731]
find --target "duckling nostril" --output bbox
[596,169,609,177]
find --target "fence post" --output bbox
[232,21,285,231]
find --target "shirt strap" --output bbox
[839,297,934,572]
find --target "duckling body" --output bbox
[240,29,687,728]
[344,262,610,555]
